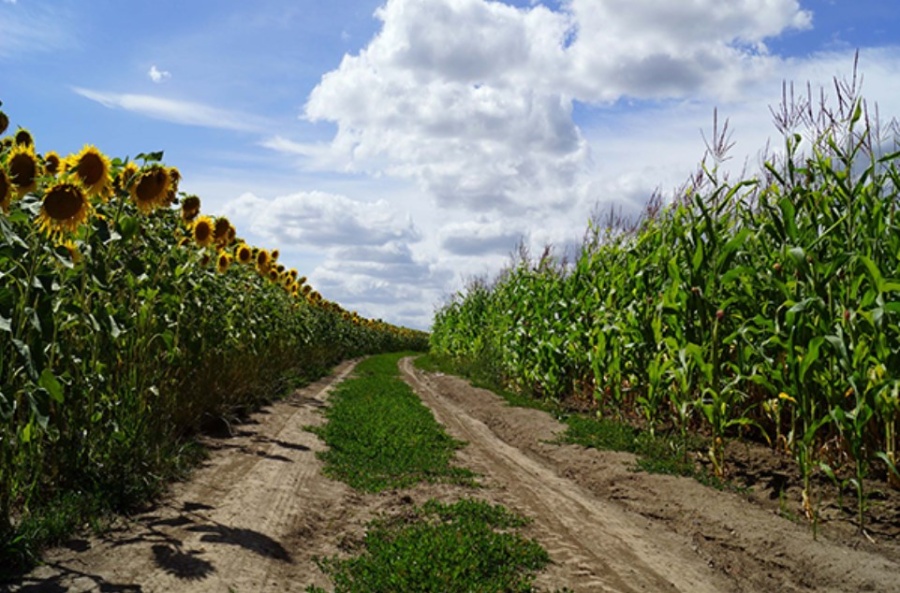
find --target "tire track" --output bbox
[13,359,360,593]
[399,357,731,593]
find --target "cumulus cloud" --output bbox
[440,219,525,256]
[223,191,420,247]
[147,65,171,83]
[565,0,811,101]
[220,190,449,329]
[301,0,811,217]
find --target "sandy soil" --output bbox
[5,357,899,592]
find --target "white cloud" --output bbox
[148,65,171,83]
[565,0,811,101]
[72,87,268,132]
[221,190,448,329]
[0,3,73,58]
[302,0,811,218]
[440,219,525,256]
[223,190,420,247]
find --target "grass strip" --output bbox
[309,352,476,492]
[307,499,550,593]
[310,353,571,593]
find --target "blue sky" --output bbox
[3,0,900,329]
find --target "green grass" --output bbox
[307,499,550,593]
[310,353,476,492]
[309,353,572,593]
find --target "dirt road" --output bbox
[7,357,899,592]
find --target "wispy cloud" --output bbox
[0,2,74,58]
[72,87,268,132]
[147,65,171,83]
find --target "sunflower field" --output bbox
[430,79,900,529]
[0,101,427,565]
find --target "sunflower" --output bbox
[114,161,140,195]
[7,143,41,197]
[60,239,82,265]
[191,215,215,247]
[165,167,181,206]
[288,268,298,281]
[255,248,271,273]
[271,249,279,262]
[36,180,91,237]
[65,145,112,200]
[130,165,170,214]
[213,217,232,247]
[43,151,62,176]
[14,128,33,147]
[216,251,233,274]
[235,242,253,264]
[0,165,12,213]
[0,110,8,136]
[268,268,279,282]
[180,194,201,223]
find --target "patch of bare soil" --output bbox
[399,358,899,593]
[6,360,373,593]
[7,357,898,593]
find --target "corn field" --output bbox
[430,76,900,528]
[0,101,427,557]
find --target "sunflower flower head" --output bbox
[65,145,112,200]
[130,165,170,214]
[114,161,140,195]
[268,268,279,282]
[180,194,201,223]
[165,167,181,205]
[8,143,41,198]
[235,242,253,264]
[14,128,33,148]
[271,249,280,262]
[255,248,271,273]
[213,216,233,248]
[191,215,215,247]
[43,151,62,177]
[216,251,233,274]
[0,165,12,213]
[36,179,92,238]
[0,110,8,136]
[60,239,82,265]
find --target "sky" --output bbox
[3,0,900,330]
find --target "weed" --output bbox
[310,353,477,492]
[307,498,549,593]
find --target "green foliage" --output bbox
[430,74,900,531]
[0,108,428,571]
[311,353,476,492]
[308,498,549,593]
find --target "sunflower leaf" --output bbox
[119,216,139,241]
[135,151,164,163]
